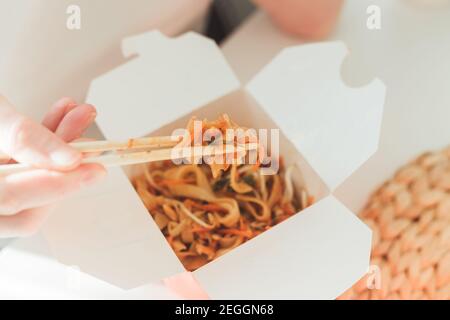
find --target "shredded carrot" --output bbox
[201,204,228,212]
[162,160,173,167]
[281,203,295,216]
[239,216,247,231]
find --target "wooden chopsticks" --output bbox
[0,136,258,174]
[0,135,180,161]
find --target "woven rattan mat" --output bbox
[339,147,450,300]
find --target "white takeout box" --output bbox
[42,31,386,299]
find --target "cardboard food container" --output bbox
[42,31,386,299]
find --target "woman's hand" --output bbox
[253,0,344,39]
[0,96,106,238]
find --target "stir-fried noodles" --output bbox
[132,115,312,271]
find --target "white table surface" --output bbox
[1,0,450,299]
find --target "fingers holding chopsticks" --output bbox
[42,97,79,132]
[0,95,106,237]
[0,96,82,171]
[0,164,105,216]
[46,98,97,142]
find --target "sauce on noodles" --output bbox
[132,115,312,271]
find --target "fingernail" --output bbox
[87,111,97,123]
[49,149,81,168]
[81,167,106,186]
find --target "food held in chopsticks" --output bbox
[0,129,256,175]
[132,115,313,271]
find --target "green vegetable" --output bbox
[213,177,229,192]
[242,174,256,188]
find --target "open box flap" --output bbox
[42,168,185,289]
[193,195,372,299]
[87,31,240,141]
[246,42,386,191]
